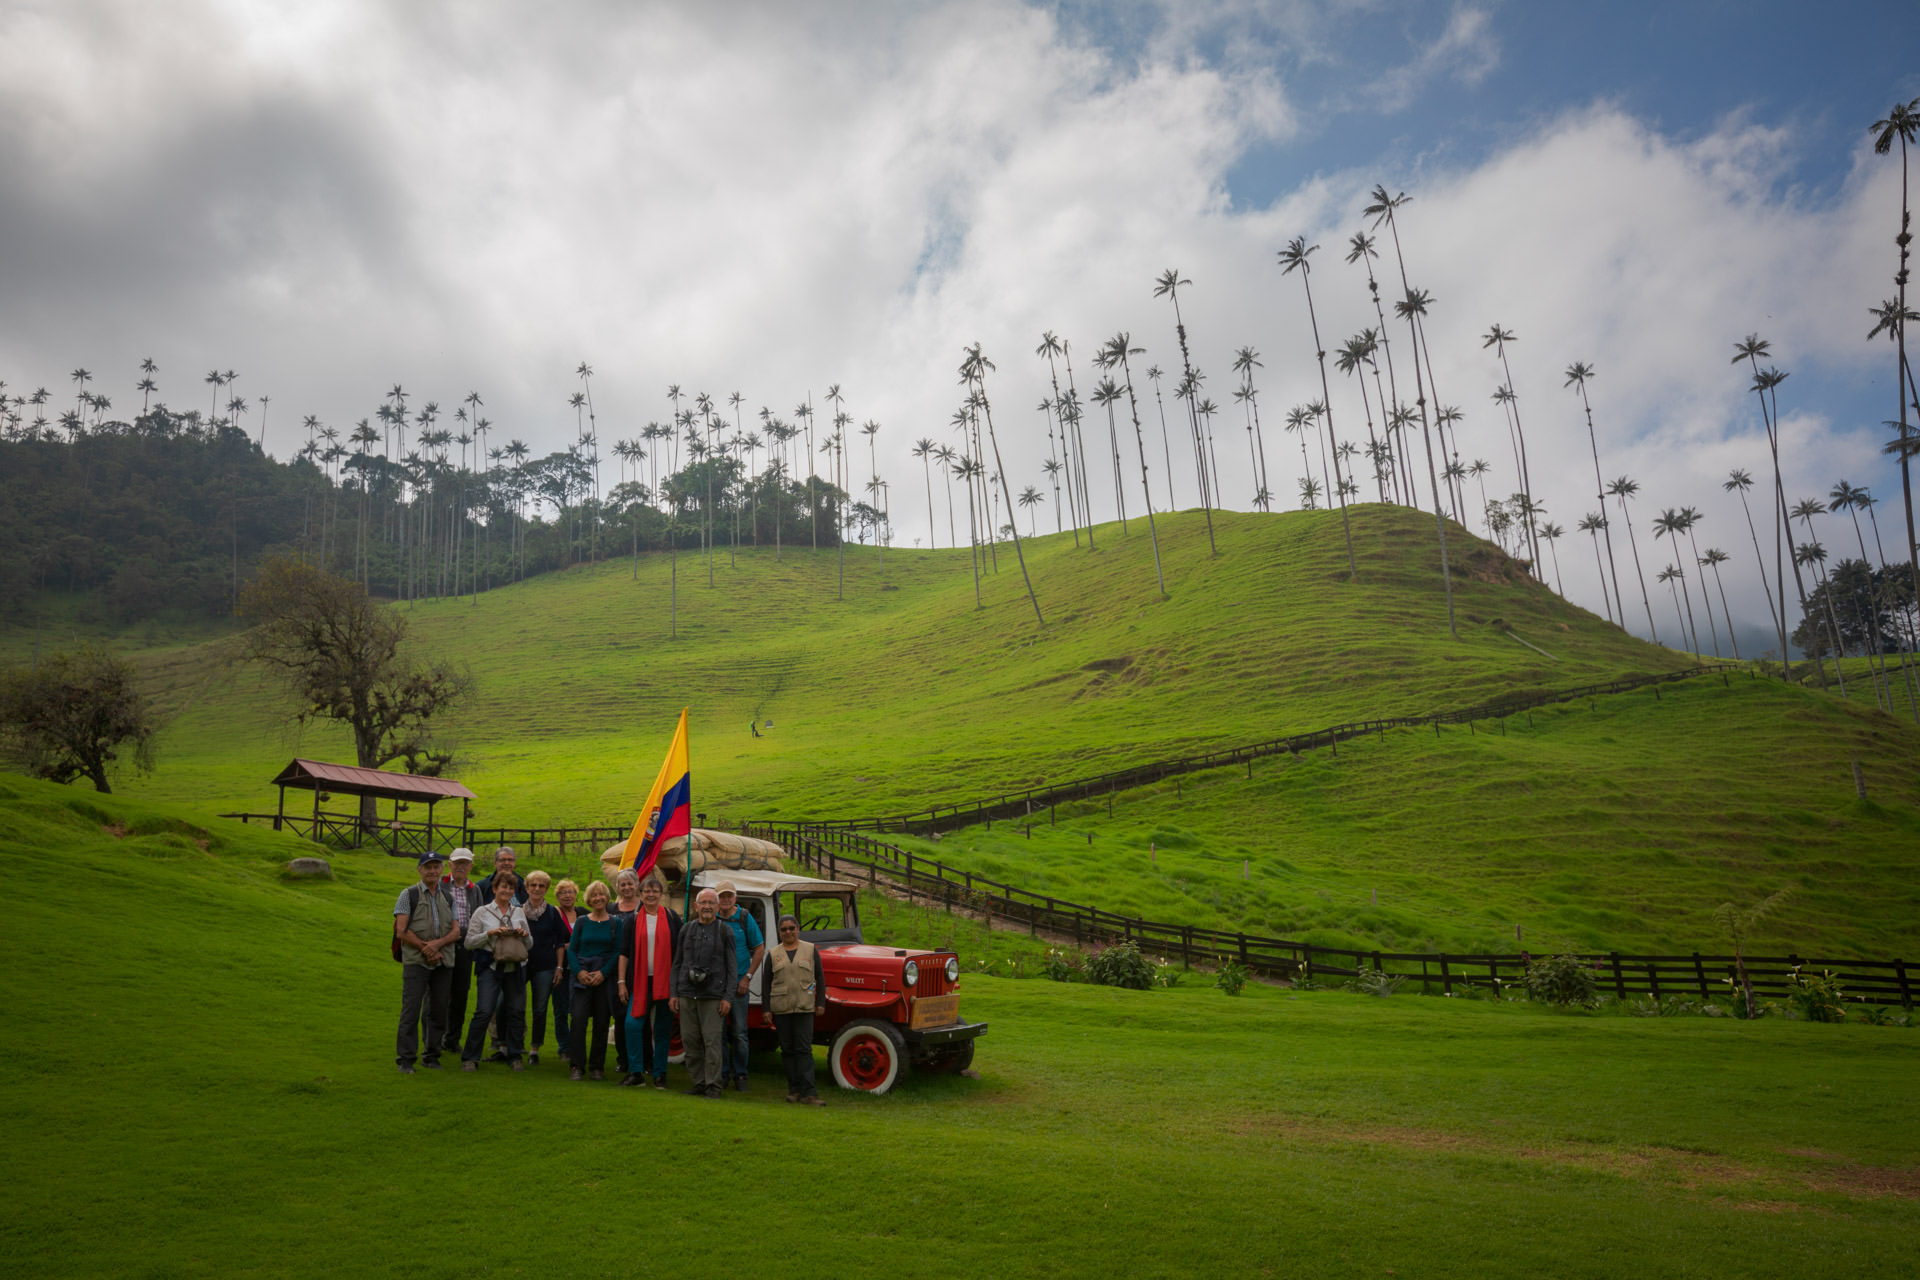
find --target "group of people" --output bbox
[394,846,827,1104]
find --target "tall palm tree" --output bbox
[1853,482,1920,720]
[1297,475,1323,510]
[1035,332,1083,547]
[1578,512,1616,623]
[1566,363,1631,634]
[1231,346,1273,508]
[1871,98,1920,607]
[1699,549,1740,659]
[1365,188,1455,631]
[1146,365,1179,511]
[1105,332,1168,599]
[1346,232,1408,501]
[1792,497,1850,696]
[1652,508,1701,653]
[1277,236,1358,577]
[911,438,939,546]
[1606,476,1659,642]
[1017,485,1043,536]
[952,453,982,606]
[1482,324,1539,570]
[1830,480,1896,707]
[1089,374,1128,534]
[960,344,1043,626]
[1656,566,1691,654]
[1722,469,1779,641]
[1336,333,1388,502]
[1732,337,1803,676]
[1467,459,1493,531]
[1538,521,1566,596]
[1676,507,1719,657]
[1152,268,1217,554]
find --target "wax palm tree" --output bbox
[1145,365,1179,512]
[960,344,1043,626]
[1152,268,1216,554]
[1467,459,1493,531]
[1278,236,1358,576]
[1298,475,1323,510]
[1792,497,1851,695]
[1538,521,1566,595]
[1366,182,1457,633]
[1567,363,1631,633]
[1284,404,1316,492]
[1871,99,1920,600]
[1346,232,1407,500]
[1852,482,1920,720]
[1482,324,1539,568]
[1732,337,1802,675]
[1606,476,1659,642]
[1105,331,1168,598]
[1089,374,1128,534]
[1035,332,1084,547]
[909,437,939,546]
[1653,509,1703,654]
[1017,484,1044,536]
[1722,469,1779,641]
[1830,480,1897,706]
[1578,512,1615,623]
[1336,333,1388,502]
[1232,345,1273,509]
[1698,549,1740,659]
[1674,507,1720,657]
[1655,565,1692,652]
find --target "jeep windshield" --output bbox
[784,890,861,946]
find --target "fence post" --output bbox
[1693,952,1709,999]
[1239,933,1249,966]
[1610,952,1626,999]
[1438,954,1452,994]
[1647,962,1661,999]
[1897,959,1912,1008]
[1302,944,1313,981]
[1182,926,1192,968]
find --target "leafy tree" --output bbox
[0,646,158,793]
[237,557,472,818]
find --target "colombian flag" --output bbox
[620,708,691,876]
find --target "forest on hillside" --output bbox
[0,406,856,626]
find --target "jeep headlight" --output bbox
[945,957,960,983]
[903,960,919,987]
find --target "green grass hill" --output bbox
[3,772,1917,1279]
[32,504,1920,959]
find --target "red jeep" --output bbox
[694,867,986,1094]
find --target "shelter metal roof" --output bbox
[270,758,476,804]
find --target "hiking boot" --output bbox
[733,1074,748,1093]
[683,1085,708,1097]
[620,1073,644,1087]
[652,1077,667,1090]
[510,1059,526,1072]
[570,1067,585,1081]
[527,1052,540,1067]
[802,1095,824,1107]
[786,1092,797,1103]
[398,1064,416,1075]
[461,1061,478,1072]
[421,1059,442,1070]
[588,1069,604,1082]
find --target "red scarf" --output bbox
[629,907,674,1014]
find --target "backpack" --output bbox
[391,886,451,962]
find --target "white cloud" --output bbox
[0,1,1907,651]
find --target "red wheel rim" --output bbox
[836,1033,894,1090]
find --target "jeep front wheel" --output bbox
[829,1019,906,1094]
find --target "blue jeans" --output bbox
[623,996,675,1079]
[462,963,526,1063]
[529,969,564,1052]
[722,990,752,1078]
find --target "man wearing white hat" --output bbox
[440,848,486,1054]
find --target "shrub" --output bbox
[1348,967,1405,998]
[1044,947,1088,984]
[1086,941,1154,990]
[1153,959,1184,988]
[1215,959,1248,996]
[1524,954,1600,1008]
[1780,967,1847,1023]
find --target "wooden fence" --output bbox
[784,664,1746,835]
[750,823,1915,1008]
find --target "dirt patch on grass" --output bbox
[102,823,127,839]
[1235,1115,1918,1200]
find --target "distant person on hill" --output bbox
[608,869,642,1079]
[394,852,461,1074]
[549,878,580,1063]
[566,881,620,1081]
[439,849,486,1054]
[671,888,737,1099]
[522,871,568,1068]
[617,878,682,1088]
[715,881,765,1092]
[461,871,530,1071]
[760,914,826,1105]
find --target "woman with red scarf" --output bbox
[616,878,681,1088]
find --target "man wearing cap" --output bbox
[440,849,487,1054]
[671,888,737,1099]
[714,881,765,1092]
[395,852,461,1073]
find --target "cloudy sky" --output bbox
[4,0,1917,651]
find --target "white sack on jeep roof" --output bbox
[597,829,786,880]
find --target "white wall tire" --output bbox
[829,1019,906,1095]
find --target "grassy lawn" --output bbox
[4,775,1916,1279]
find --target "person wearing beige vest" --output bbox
[759,914,827,1105]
